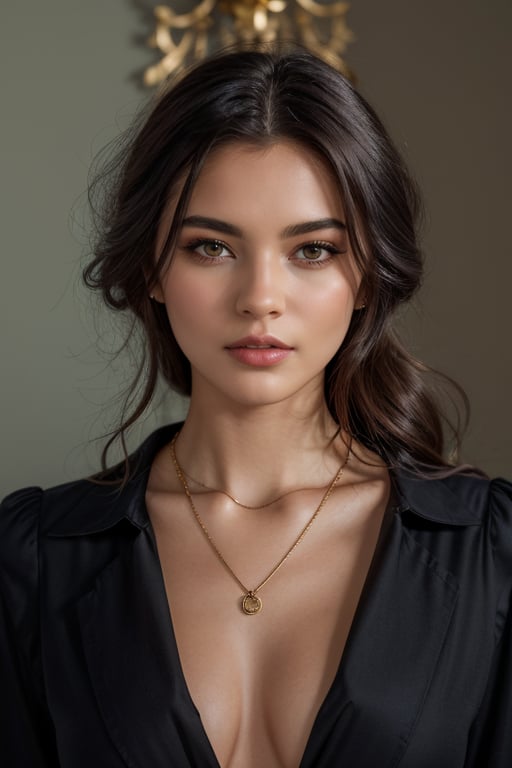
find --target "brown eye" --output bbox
[184,238,233,262]
[302,244,323,260]
[202,241,225,258]
[294,242,338,263]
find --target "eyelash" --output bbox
[182,238,342,267]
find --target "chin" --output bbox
[192,372,325,412]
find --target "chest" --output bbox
[149,495,387,767]
[40,491,500,768]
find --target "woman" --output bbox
[1,48,511,768]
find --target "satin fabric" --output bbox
[1,423,511,767]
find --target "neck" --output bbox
[175,393,346,507]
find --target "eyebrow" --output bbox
[181,215,346,238]
[281,218,346,238]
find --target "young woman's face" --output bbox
[155,141,363,411]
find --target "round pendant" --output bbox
[241,592,262,615]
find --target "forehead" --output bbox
[185,140,344,220]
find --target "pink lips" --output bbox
[226,335,293,367]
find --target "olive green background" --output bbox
[1,0,511,494]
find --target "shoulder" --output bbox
[1,477,102,527]
[0,486,44,581]
[396,470,512,591]
[0,479,96,577]
[0,424,181,548]
[486,477,512,577]
[395,470,512,527]
[0,474,141,554]
[0,476,144,628]
[0,487,47,662]
[395,470,512,560]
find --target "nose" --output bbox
[235,254,286,318]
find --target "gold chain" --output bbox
[170,433,349,614]
[181,467,340,510]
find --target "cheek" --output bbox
[304,279,356,330]
[162,273,223,339]
[309,287,357,363]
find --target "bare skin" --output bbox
[147,435,389,768]
[146,141,391,766]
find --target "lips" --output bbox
[225,336,293,367]
[226,335,292,350]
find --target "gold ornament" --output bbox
[143,0,354,86]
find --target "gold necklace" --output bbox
[181,467,336,510]
[170,433,349,615]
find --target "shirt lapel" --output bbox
[301,511,459,767]
[75,529,220,768]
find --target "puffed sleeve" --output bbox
[465,478,512,767]
[0,487,60,766]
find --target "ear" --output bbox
[354,282,367,311]
[144,265,165,303]
[150,284,165,303]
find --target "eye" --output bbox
[197,240,230,258]
[183,238,232,261]
[293,241,341,265]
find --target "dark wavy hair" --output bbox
[84,46,468,478]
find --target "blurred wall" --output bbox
[1,0,510,494]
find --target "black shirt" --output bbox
[1,424,511,767]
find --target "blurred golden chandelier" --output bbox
[144,0,354,86]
